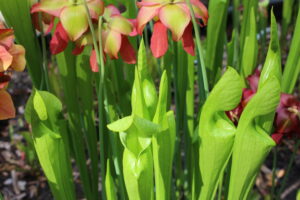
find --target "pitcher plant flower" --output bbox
[0,23,26,120]
[0,23,26,72]
[88,5,137,72]
[272,94,300,144]
[136,0,208,58]
[31,0,104,54]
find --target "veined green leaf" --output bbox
[282,8,300,93]
[123,148,154,200]
[205,0,230,85]
[26,90,75,200]
[132,67,150,119]
[240,0,258,53]
[241,8,258,78]
[258,10,282,132]
[259,10,282,89]
[138,39,158,118]
[228,76,280,200]
[105,160,117,200]
[281,0,295,41]
[198,67,243,200]
[152,71,176,200]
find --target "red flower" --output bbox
[272,94,300,144]
[87,5,137,72]
[31,0,104,55]
[136,0,208,58]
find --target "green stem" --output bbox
[83,2,106,199]
[277,140,300,198]
[186,0,209,105]
[37,11,50,91]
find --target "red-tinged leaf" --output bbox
[89,49,98,72]
[150,21,168,58]
[182,23,195,56]
[0,90,15,120]
[72,46,84,55]
[120,36,136,64]
[0,46,13,72]
[50,22,69,55]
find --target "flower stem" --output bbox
[185,0,209,105]
[83,1,106,199]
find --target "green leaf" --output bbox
[228,76,280,200]
[152,71,175,200]
[282,8,300,93]
[123,148,154,200]
[138,39,158,119]
[33,90,48,121]
[205,0,230,86]
[240,8,258,78]
[26,90,75,200]
[198,67,243,200]
[105,160,117,200]
[131,67,150,119]
[257,10,282,132]
[258,10,282,89]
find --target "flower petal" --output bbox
[190,0,208,25]
[89,49,98,72]
[129,19,138,36]
[159,4,190,41]
[0,90,15,120]
[60,5,88,41]
[31,0,69,17]
[0,28,14,49]
[72,46,85,55]
[120,36,136,64]
[105,5,121,17]
[103,30,121,59]
[0,46,13,72]
[150,21,168,58]
[136,1,161,7]
[50,22,69,55]
[109,16,133,35]
[137,5,161,34]
[9,45,26,72]
[181,23,195,56]
[87,0,104,19]
[0,72,10,89]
